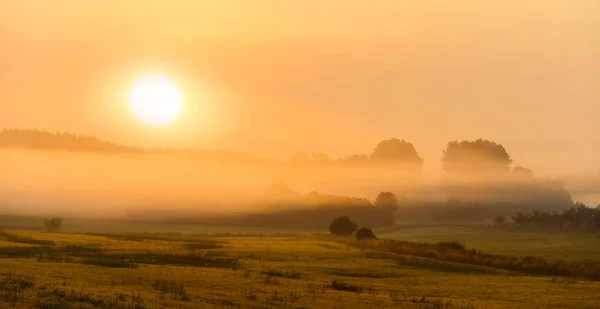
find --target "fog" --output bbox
[1,145,597,221]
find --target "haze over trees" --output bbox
[289,137,422,169]
[442,139,513,176]
[0,129,588,226]
[374,192,400,213]
[370,138,423,167]
[0,129,142,153]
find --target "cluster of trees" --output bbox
[442,139,512,175]
[292,137,537,180]
[43,217,63,233]
[510,203,600,229]
[291,138,422,168]
[328,216,377,240]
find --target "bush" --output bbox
[355,227,377,240]
[329,216,358,236]
[436,241,466,251]
[43,217,62,233]
[493,215,506,225]
[330,280,364,293]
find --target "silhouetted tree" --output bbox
[442,139,512,175]
[493,215,506,225]
[329,216,358,236]
[355,227,377,240]
[510,203,600,230]
[374,192,399,213]
[511,212,530,225]
[44,217,63,233]
[370,138,423,166]
[594,212,600,230]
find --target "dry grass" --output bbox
[0,229,599,308]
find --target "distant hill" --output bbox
[0,129,281,165]
[0,129,142,153]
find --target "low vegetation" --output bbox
[355,227,377,240]
[0,230,56,245]
[0,228,600,308]
[511,203,600,230]
[345,238,600,280]
[329,216,358,236]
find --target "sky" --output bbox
[1,0,599,176]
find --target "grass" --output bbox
[378,225,600,261]
[343,238,600,280]
[0,230,56,246]
[0,227,600,308]
[260,268,303,279]
[329,280,368,292]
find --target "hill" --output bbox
[0,129,281,166]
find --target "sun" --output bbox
[129,74,182,125]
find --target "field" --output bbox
[378,225,600,262]
[2,219,600,308]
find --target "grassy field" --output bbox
[2,226,600,308]
[377,225,600,262]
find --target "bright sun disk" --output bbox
[129,75,182,125]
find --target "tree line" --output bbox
[0,129,539,179]
[292,137,537,178]
[509,203,600,230]
[0,129,142,153]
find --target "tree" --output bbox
[355,227,377,240]
[513,166,535,180]
[44,217,63,233]
[374,192,399,213]
[370,138,423,166]
[329,216,358,236]
[593,211,600,230]
[492,215,506,225]
[442,139,512,175]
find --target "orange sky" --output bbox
[1,1,599,176]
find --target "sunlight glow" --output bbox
[129,75,182,125]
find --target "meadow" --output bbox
[2,219,600,308]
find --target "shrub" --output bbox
[436,241,466,251]
[330,280,363,293]
[329,216,358,236]
[43,217,63,233]
[355,227,377,240]
[260,269,302,279]
[493,215,506,225]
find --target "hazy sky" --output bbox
[1,1,598,176]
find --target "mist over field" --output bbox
[1,131,596,223]
[2,2,600,308]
